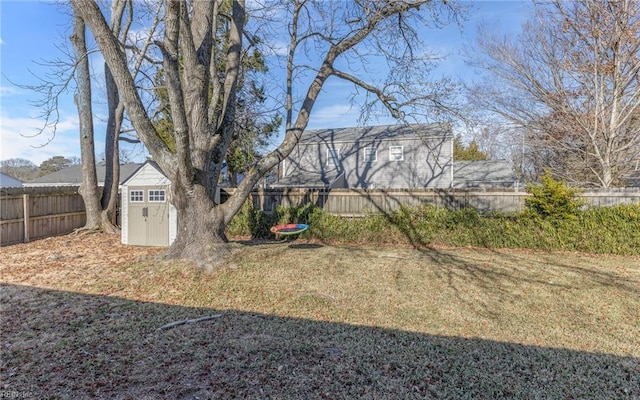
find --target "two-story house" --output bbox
[274,123,454,189]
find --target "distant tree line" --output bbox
[0,156,80,182]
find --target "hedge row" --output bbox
[226,202,640,256]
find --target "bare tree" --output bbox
[71,9,102,231]
[71,0,461,267]
[467,0,640,187]
[70,0,161,232]
[0,158,39,181]
[14,1,159,232]
[99,0,129,231]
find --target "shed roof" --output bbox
[301,123,451,144]
[120,160,168,186]
[24,162,142,186]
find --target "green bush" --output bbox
[226,199,640,255]
[525,170,584,219]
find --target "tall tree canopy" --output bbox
[467,0,640,187]
[39,156,76,175]
[152,25,281,188]
[70,0,461,267]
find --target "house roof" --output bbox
[452,160,518,187]
[271,170,341,188]
[301,123,452,144]
[622,168,640,187]
[0,172,23,187]
[24,162,142,186]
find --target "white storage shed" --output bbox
[120,161,177,246]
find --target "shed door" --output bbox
[127,186,170,246]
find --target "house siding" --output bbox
[284,134,453,189]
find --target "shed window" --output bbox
[148,190,166,202]
[130,190,144,202]
[363,148,377,163]
[389,146,404,161]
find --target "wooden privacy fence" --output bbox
[1,187,86,246]
[2,186,639,245]
[225,187,640,216]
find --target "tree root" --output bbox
[71,226,101,236]
[165,240,242,272]
[157,314,223,331]
[71,223,120,236]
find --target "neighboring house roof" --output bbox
[272,170,343,188]
[300,123,452,144]
[0,172,23,187]
[622,168,640,187]
[452,160,518,188]
[24,162,142,187]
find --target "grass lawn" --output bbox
[1,234,639,399]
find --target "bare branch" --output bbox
[332,68,402,118]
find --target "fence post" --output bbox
[22,193,30,243]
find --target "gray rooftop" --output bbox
[453,160,518,188]
[271,170,341,188]
[25,162,142,186]
[0,172,23,188]
[301,123,452,144]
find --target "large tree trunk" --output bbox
[71,12,102,231]
[165,177,231,268]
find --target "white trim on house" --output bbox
[389,146,404,161]
[363,147,377,163]
[327,148,340,166]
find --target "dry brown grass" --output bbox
[1,234,639,399]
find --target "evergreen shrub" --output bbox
[524,170,584,219]
[227,197,640,255]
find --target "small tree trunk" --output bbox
[100,63,122,233]
[229,171,238,187]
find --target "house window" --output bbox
[148,190,166,202]
[389,146,404,161]
[363,148,377,163]
[130,190,144,202]
[327,148,340,166]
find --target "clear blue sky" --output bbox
[0,0,531,165]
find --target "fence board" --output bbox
[223,187,640,216]
[2,186,639,246]
[0,187,86,246]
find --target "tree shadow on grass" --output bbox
[2,283,638,399]
[339,190,640,322]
